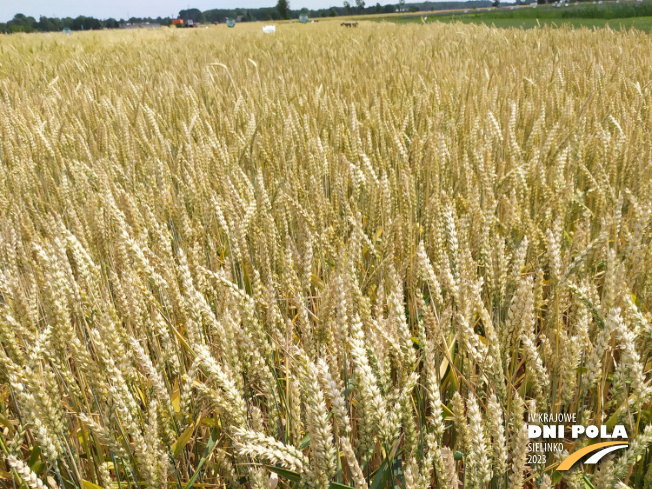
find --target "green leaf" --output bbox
[581,474,595,489]
[28,444,41,469]
[0,413,14,435]
[185,428,219,489]
[605,392,635,430]
[31,461,45,476]
[299,433,311,450]
[172,424,194,459]
[370,459,389,489]
[552,470,563,485]
[330,482,356,489]
[82,481,104,489]
[263,465,302,484]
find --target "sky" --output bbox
[1,0,336,22]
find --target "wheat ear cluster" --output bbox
[1,20,652,489]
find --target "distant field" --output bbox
[391,13,652,30]
[373,0,652,30]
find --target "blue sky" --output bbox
[2,0,340,22]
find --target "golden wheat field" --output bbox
[1,20,652,489]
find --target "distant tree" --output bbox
[344,1,353,14]
[179,8,205,22]
[72,16,85,30]
[492,0,499,6]
[105,17,119,28]
[375,2,382,12]
[37,16,51,31]
[7,14,37,32]
[321,10,327,16]
[203,10,221,22]
[69,15,101,30]
[398,0,406,11]
[38,16,63,31]
[276,0,290,19]
[409,4,419,10]
[329,7,339,15]
[355,0,366,13]
[87,17,102,29]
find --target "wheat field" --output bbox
[1,21,652,489]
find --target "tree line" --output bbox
[1,1,495,33]
[182,1,493,22]
[0,14,169,33]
